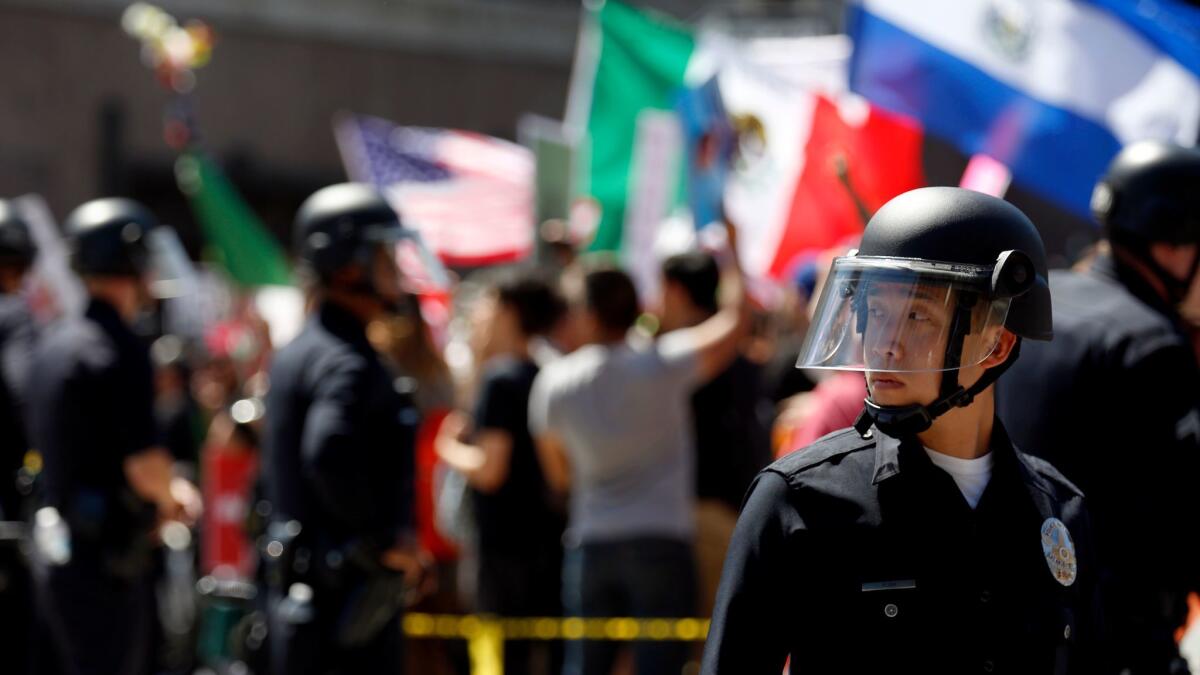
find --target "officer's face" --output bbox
[370,244,404,309]
[862,282,951,407]
[862,282,1008,407]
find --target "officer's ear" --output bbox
[980,328,1018,370]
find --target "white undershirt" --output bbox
[924,448,994,509]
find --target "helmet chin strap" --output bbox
[1112,238,1200,306]
[854,306,1021,440]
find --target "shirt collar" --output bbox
[871,420,1019,486]
[85,297,129,332]
[872,430,903,485]
[315,301,372,348]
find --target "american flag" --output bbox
[334,113,535,267]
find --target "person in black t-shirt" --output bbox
[659,252,772,616]
[437,273,567,675]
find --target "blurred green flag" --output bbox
[572,0,694,252]
[175,152,292,287]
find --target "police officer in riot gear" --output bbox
[0,198,38,674]
[263,183,423,674]
[26,197,201,675]
[998,141,1200,674]
[703,187,1101,674]
[0,200,37,519]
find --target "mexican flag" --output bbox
[175,152,292,287]
[569,1,925,280]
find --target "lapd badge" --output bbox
[1040,517,1077,587]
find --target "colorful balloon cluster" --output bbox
[121,2,215,93]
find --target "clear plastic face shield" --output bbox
[360,219,452,313]
[797,257,1013,373]
[144,227,195,301]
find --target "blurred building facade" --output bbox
[0,0,841,250]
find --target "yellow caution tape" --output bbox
[467,619,505,675]
[403,613,710,642]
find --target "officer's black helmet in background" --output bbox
[857,186,1053,342]
[63,197,157,278]
[1091,140,1200,246]
[0,199,37,271]
[293,183,404,288]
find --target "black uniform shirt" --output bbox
[264,302,417,558]
[26,299,158,544]
[702,423,1102,675]
[0,294,36,519]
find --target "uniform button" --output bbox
[1063,624,1071,640]
[982,660,995,673]
[883,603,899,618]
[979,590,991,604]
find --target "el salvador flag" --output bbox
[848,0,1200,221]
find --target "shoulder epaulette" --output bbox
[1014,450,1086,501]
[768,427,877,478]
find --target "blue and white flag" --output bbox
[848,0,1200,219]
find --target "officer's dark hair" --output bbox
[582,265,641,334]
[662,251,719,315]
[494,274,566,337]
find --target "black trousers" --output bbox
[477,544,564,675]
[0,545,33,675]
[34,556,152,675]
[268,584,405,675]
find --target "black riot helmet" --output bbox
[1091,140,1200,301]
[293,183,405,295]
[0,199,36,269]
[63,197,157,277]
[1092,140,1200,245]
[797,187,1052,439]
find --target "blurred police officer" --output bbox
[703,188,1102,674]
[998,141,1200,674]
[0,199,38,674]
[263,183,424,674]
[26,198,200,675]
[0,199,37,521]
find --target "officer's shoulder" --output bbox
[767,427,876,482]
[1055,271,1181,343]
[274,324,370,378]
[37,314,110,364]
[1014,448,1085,502]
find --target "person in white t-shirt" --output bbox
[530,225,747,675]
